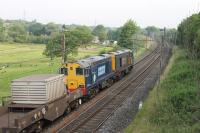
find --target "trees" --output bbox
[28,22,45,36]
[8,23,27,43]
[144,26,161,41]
[45,23,60,35]
[118,20,137,48]
[92,25,107,42]
[177,13,200,55]
[145,26,159,36]
[107,28,121,41]
[43,29,79,61]
[27,22,59,44]
[64,30,79,58]
[72,26,93,45]
[43,33,62,60]
[0,19,5,41]
[44,25,95,60]
[165,29,177,44]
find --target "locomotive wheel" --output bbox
[88,89,95,99]
[75,101,79,109]
[107,79,114,87]
[78,98,82,105]
[95,88,100,94]
[82,97,88,102]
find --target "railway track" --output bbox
[42,45,161,133]
[44,47,160,132]
[58,51,160,133]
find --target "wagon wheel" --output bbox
[65,106,71,115]
[78,98,82,105]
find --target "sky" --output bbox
[0,0,199,28]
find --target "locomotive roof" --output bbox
[77,54,111,68]
[109,49,131,55]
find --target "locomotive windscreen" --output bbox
[60,68,68,75]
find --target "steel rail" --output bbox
[43,45,160,133]
[67,55,160,133]
[56,49,160,133]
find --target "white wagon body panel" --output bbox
[11,74,66,104]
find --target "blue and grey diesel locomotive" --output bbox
[61,49,133,97]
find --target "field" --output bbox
[0,43,114,97]
[125,47,200,133]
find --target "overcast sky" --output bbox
[0,0,199,28]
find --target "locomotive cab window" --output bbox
[120,58,122,67]
[60,68,68,75]
[84,69,90,77]
[76,68,83,75]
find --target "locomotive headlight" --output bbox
[38,112,41,117]
[34,113,37,119]
[42,107,46,115]
[79,84,85,88]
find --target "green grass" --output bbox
[125,47,200,133]
[0,43,113,97]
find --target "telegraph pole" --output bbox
[160,27,166,68]
[132,35,136,65]
[61,25,66,64]
[157,27,166,105]
[145,36,148,49]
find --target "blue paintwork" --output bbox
[84,58,113,94]
[78,50,133,96]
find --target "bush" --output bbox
[151,48,200,132]
[28,35,50,44]
[99,48,106,54]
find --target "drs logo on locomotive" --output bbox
[98,65,106,76]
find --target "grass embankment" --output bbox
[0,43,113,97]
[126,47,200,133]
